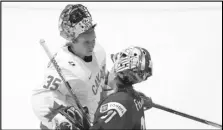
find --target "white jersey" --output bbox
[31,43,106,128]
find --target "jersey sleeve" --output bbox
[90,98,133,129]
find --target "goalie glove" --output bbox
[52,111,78,130]
[53,106,89,130]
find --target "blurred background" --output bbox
[2,2,222,129]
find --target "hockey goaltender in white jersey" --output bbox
[31,4,108,130]
[32,42,106,129]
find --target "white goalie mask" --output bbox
[111,46,153,84]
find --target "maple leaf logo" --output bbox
[44,101,64,122]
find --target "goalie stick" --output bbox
[39,39,91,129]
[144,103,222,129]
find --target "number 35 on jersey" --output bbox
[43,75,62,90]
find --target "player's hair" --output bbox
[117,86,142,102]
[127,88,142,102]
[116,76,142,101]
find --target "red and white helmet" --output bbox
[111,46,153,84]
[58,4,96,42]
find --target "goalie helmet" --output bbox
[58,4,96,42]
[111,46,153,84]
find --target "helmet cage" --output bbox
[112,46,153,84]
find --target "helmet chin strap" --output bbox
[83,56,92,62]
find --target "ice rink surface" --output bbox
[2,2,222,129]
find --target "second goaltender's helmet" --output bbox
[111,46,153,85]
[58,4,96,42]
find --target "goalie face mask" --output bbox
[111,46,153,84]
[59,4,96,42]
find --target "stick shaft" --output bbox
[146,103,222,129]
[39,39,91,127]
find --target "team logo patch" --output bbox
[100,104,108,113]
[100,102,127,117]
[102,110,117,123]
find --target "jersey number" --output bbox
[141,116,146,130]
[43,75,62,90]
